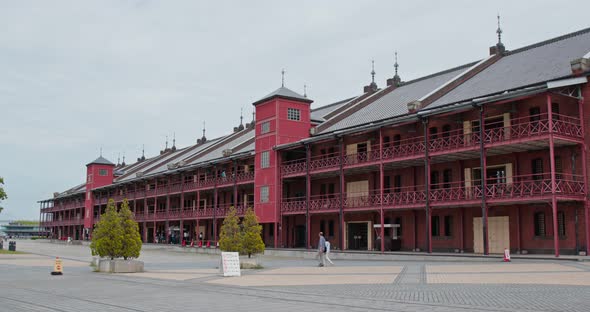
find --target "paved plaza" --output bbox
[1,241,590,311]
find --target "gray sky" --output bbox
[0,0,588,220]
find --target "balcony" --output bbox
[281,114,583,177]
[280,174,585,214]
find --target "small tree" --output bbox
[119,199,142,260]
[90,199,123,260]
[0,176,7,214]
[240,208,265,258]
[219,206,241,252]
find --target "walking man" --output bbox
[317,232,326,267]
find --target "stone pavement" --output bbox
[1,240,590,312]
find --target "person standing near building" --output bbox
[317,232,326,267]
[325,240,334,266]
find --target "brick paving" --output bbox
[1,240,590,312]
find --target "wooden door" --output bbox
[473,216,510,254]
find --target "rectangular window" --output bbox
[320,220,325,234]
[394,175,402,193]
[429,127,438,140]
[287,108,301,121]
[384,176,391,193]
[443,169,452,189]
[558,211,566,237]
[261,151,270,168]
[328,184,335,198]
[555,156,563,180]
[529,107,541,122]
[551,102,560,121]
[99,169,108,176]
[532,158,544,181]
[430,171,439,190]
[444,215,453,236]
[328,220,335,237]
[534,212,545,236]
[432,216,440,237]
[260,186,269,203]
[261,121,270,134]
[320,184,327,196]
[269,223,274,236]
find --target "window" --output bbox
[328,183,335,198]
[430,171,439,189]
[328,220,335,237]
[532,158,544,181]
[320,220,326,234]
[269,223,274,236]
[558,211,566,237]
[383,136,390,145]
[260,186,269,203]
[261,121,270,134]
[444,215,453,236]
[393,134,401,147]
[99,169,108,176]
[555,156,563,180]
[320,184,326,196]
[394,175,402,193]
[429,127,438,140]
[534,212,546,236]
[261,151,270,168]
[529,107,541,122]
[432,216,440,236]
[287,108,301,121]
[395,217,402,237]
[87,174,93,183]
[551,102,560,121]
[384,176,391,193]
[442,124,451,138]
[443,169,452,189]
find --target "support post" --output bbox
[547,93,559,257]
[577,87,589,253]
[180,173,185,244]
[379,128,385,253]
[423,118,432,253]
[305,144,311,250]
[339,137,345,250]
[213,165,218,244]
[479,105,489,255]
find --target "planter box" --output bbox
[98,259,144,273]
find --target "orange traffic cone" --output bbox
[51,257,63,275]
[503,248,511,262]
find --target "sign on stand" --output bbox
[220,252,241,277]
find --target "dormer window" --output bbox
[99,169,108,176]
[287,108,300,121]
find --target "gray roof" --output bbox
[253,86,312,105]
[428,28,590,109]
[320,65,471,133]
[87,156,115,166]
[310,97,357,121]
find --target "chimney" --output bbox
[407,101,423,113]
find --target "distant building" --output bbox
[1,222,45,238]
[39,26,590,256]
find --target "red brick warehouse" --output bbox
[39,26,590,257]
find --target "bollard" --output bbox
[51,257,63,275]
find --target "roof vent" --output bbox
[571,58,589,75]
[222,149,233,157]
[407,101,423,113]
[309,127,317,135]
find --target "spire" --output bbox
[238,107,244,131]
[117,153,120,166]
[371,59,376,84]
[165,136,168,150]
[281,69,286,87]
[138,144,146,162]
[491,14,506,55]
[394,52,399,77]
[122,154,126,166]
[496,13,502,45]
[365,60,378,92]
[303,84,307,98]
[198,121,206,143]
[172,132,177,151]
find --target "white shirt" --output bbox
[325,241,331,253]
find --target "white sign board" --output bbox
[221,252,241,277]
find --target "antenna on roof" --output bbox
[117,152,120,166]
[281,68,286,87]
[303,84,307,98]
[240,107,243,126]
[173,132,176,148]
[165,135,168,150]
[142,144,145,158]
[122,153,125,166]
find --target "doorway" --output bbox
[294,225,305,248]
[347,222,369,250]
[473,216,510,254]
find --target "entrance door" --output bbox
[347,222,369,250]
[473,216,510,254]
[294,225,305,248]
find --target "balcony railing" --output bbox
[281,114,582,177]
[280,175,584,213]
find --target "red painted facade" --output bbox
[38,29,590,257]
